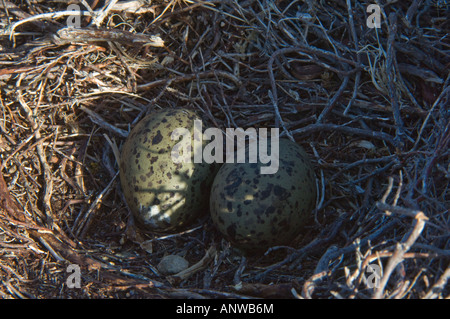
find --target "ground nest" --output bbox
[0,0,448,299]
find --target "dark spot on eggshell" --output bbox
[273,185,284,197]
[260,183,273,198]
[152,130,163,145]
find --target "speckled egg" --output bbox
[120,108,217,232]
[209,138,317,252]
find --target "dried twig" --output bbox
[53,27,164,47]
[423,266,450,299]
[75,171,119,238]
[386,12,406,145]
[79,105,129,138]
[89,0,119,27]
[290,123,398,147]
[373,201,429,298]
[168,246,217,285]
[3,10,91,37]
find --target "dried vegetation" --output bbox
[0,0,449,298]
